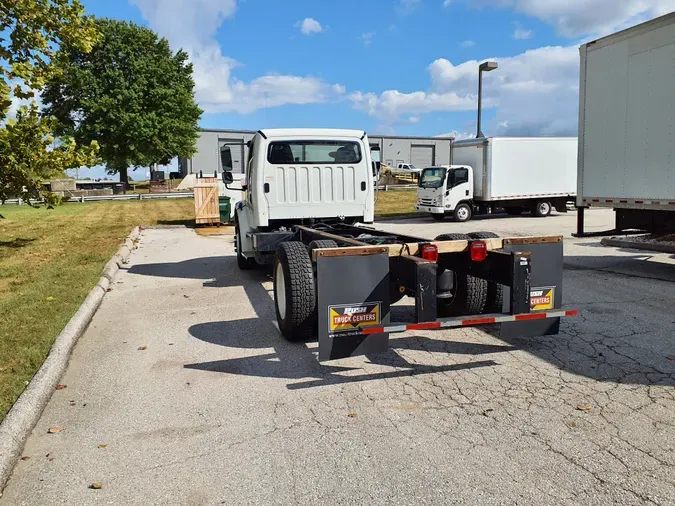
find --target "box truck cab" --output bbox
[415,165,474,222]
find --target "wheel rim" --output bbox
[457,206,468,220]
[539,202,550,215]
[275,262,287,319]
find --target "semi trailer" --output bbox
[415,137,577,222]
[576,12,675,236]
[225,128,576,361]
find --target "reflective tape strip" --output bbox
[361,309,578,335]
[584,198,675,207]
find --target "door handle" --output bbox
[465,190,469,196]
[264,183,270,193]
[361,181,366,191]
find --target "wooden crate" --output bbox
[193,178,220,225]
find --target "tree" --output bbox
[0,0,100,204]
[42,19,203,185]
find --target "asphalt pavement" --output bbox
[2,209,675,505]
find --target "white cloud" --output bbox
[130,1,342,114]
[296,17,323,35]
[408,116,421,124]
[350,44,580,136]
[332,84,347,95]
[513,27,533,39]
[359,32,375,46]
[443,0,452,6]
[473,0,675,37]
[460,40,476,47]
[397,0,422,15]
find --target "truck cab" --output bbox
[415,165,474,222]
[228,128,376,267]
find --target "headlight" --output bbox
[434,196,442,205]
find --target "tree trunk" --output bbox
[118,166,128,192]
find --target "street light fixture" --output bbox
[476,61,498,138]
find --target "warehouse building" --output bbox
[179,129,454,177]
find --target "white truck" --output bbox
[575,12,675,236]
[223,128,576,361]
[415,137,577,222]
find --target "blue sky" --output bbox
[74,0,673,179]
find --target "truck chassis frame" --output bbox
[248,223,577,361]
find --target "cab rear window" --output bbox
[267,141,362,164]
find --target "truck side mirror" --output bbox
[222,171,233,184]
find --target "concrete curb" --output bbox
[0,226,142,493]
[601,237,675,255]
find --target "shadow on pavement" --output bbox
[129,255,674,388]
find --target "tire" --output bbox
[532,200,552,217]
[467,232,504,314]
[235,223,255,270]
[431,213,445,222]
[274,242,316,341]
[505,207,523,216]
[307,240,338,259]
[453,203,472,222]
[434,233,487,317]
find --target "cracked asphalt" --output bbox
[2,209,675,505]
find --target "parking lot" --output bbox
[3,209,675,505]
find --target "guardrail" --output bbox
[376,184,417,191]
[1,192,195,205]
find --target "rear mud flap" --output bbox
[317,252,390,361]
[500,240,563,339]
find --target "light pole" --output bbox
[476,61,498,138]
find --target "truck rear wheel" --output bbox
[431,213,445,221]
[434,233,487,317]
[467,232,504,313]
[307,240,338,259]
[453,203,472,222]
[532,200,552,217]
[274,242,316,341]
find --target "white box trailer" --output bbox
[576,12,675,236]
[415,137,577,222]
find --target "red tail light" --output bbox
[470,241,487,262]
[421,244,439,263]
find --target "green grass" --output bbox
[0,190,415,419]
[0,200,194,419]
[375,190,417,218]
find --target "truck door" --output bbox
[447,166,472,210]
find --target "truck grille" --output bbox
[420,198,434,205]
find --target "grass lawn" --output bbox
[0,190,415,419]
[375,190,417,218]
[0,199,194,419]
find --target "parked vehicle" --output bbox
[396,163,422,174]
[224,128,576,362]
[415,137,577,222]
[576,12,675,236]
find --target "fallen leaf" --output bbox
[55,384,67,390]
[48,458,55,462]
[576,405,593,411]
[106,288,112,292]
[20,456,30,461]
[122,341,128,344]
[168,343,174,346]
[183,294,189,298]
[667,355,675,361]
[48,427,63,434]
[90,482,103,490]
[137,346,147,351]
[97,444,107,449]
[347,413,357,418]
[46,296,55,302]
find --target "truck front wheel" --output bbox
[274,241,316,341]
[532,200,552,217]
[453,203,472,222]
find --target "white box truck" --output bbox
[415,137,577,222]
[576,12,675,236]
